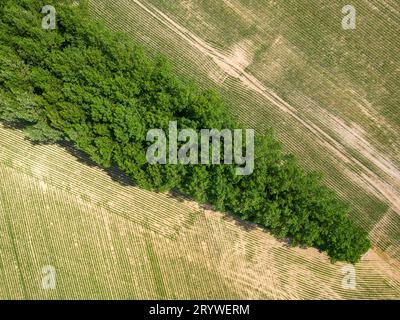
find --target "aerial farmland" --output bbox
[0,0,399,301]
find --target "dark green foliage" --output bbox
[0,0,370,263]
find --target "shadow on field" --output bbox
[220,213,258,232]
[4,122,135,188]
[57,140,134,187]
[168,189,193,203]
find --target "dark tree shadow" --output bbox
[167,189,193,203]
[57,140,134,187]
[2,123,135,188]
[2,120,31,131]
[220,213,258,232]
[278,237,292,248]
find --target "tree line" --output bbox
[0,0,370,262]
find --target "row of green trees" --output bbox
[0,0,370,262]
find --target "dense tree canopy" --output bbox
[0,0,370,263]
